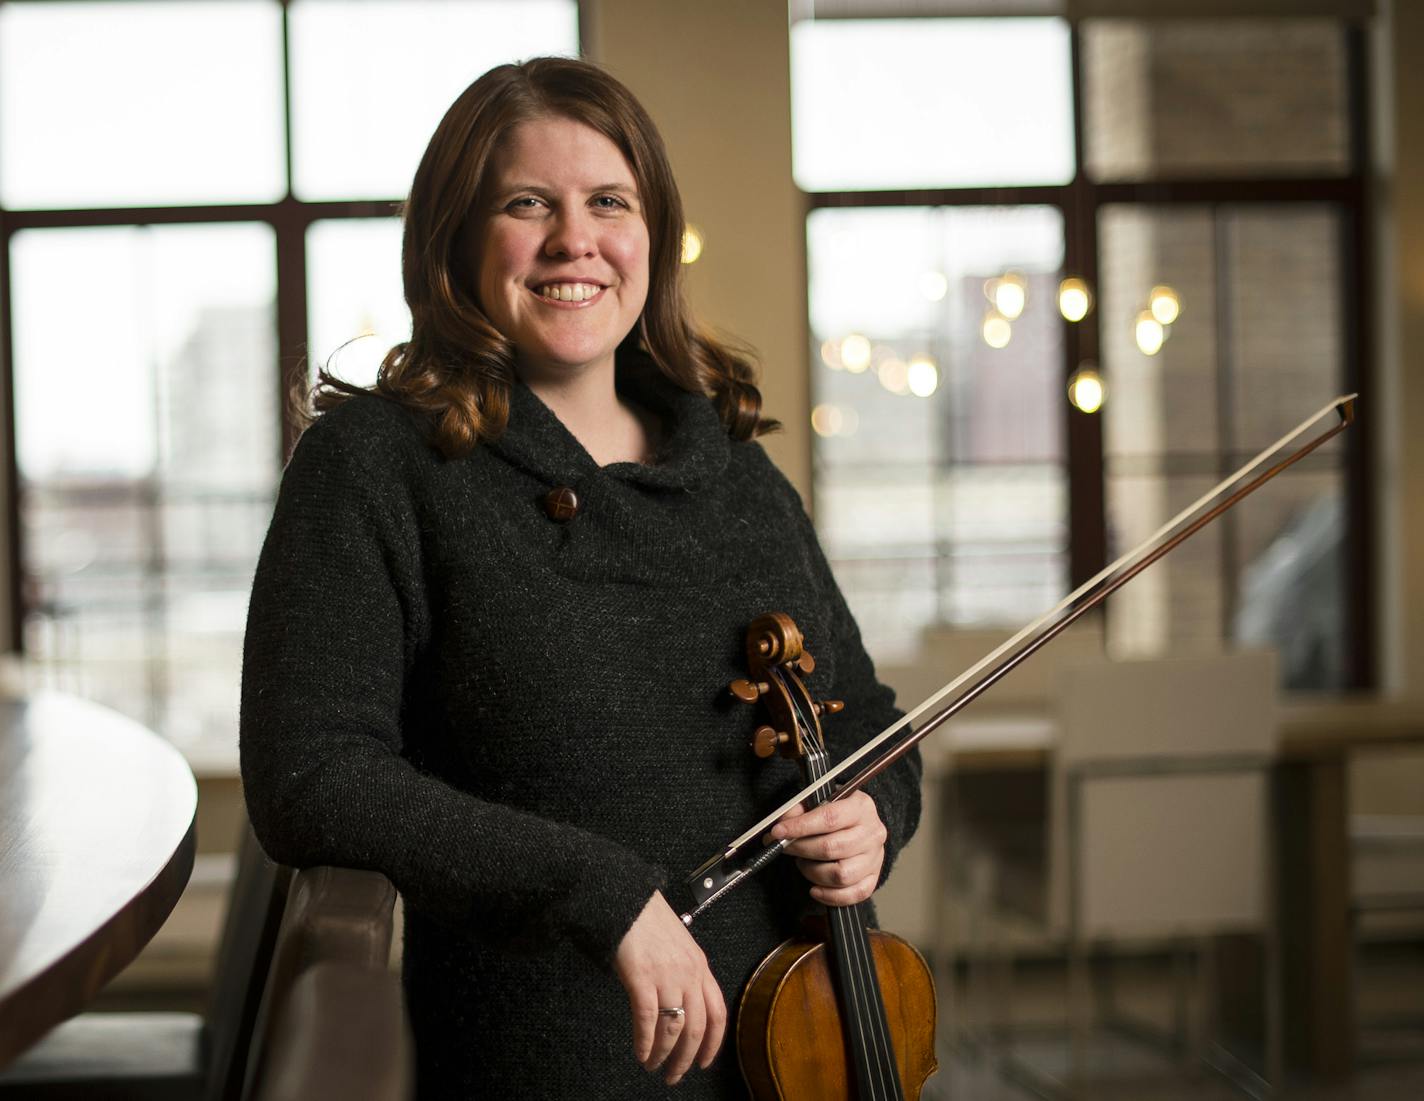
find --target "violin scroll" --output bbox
[725,613,843,762]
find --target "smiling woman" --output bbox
[305,57,772,458]
[242,56,924,1101]
[474,116,653,463]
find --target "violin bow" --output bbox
[682,392,1357,926]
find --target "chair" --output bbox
[0,821,293,1101]
[1003,651,1281,1096]
[241,864,402,1099]
[874,618,1103,1053]
[250,963,411,1101]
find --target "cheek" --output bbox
[608,227,651,295]
[478,230,528,300]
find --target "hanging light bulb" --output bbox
[1149,284,1180,325]
[840,333,871,373]
[681,225,704,264]
[982,310,1012,349]
[1058,277,1092,322]
[906,354,939,398]
[811,403,845,437]
[920,270,949,302]
[877,357,910,395]
[1135,310,1166,356]
[992,272,1027,320]
[1068,365,1106,413]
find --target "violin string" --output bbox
[771,666,905,1099]
[816,745,885,1100]
[718,393,1357,858]
[807,727,898,1100]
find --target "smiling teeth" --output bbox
[538,283,600,302]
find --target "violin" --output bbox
[727,613,937,1101]
[675,394,1356,1097]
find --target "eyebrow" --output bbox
[493,182,640,200]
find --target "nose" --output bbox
[544,206,596,260]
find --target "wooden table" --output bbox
[0,694,197,1069]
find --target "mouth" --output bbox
[532,281,607,304]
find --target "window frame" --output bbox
[801,19,1376,690]
[0,0,589,658]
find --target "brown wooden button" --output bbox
[543,486,580,522]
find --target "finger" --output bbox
[663,991,706,1085]
[772,793,878,841]
[811,873,880,907]
[630,985,660,1065]
[762,800,807,844]
[646,993,685,1071]
[795,851,881,889]
[698,973,727,1069]
[781,822,883,862]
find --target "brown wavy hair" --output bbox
[305,56,777,457]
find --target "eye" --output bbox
[592,194,630,211]
[504,196,545,215]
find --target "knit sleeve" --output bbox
[239,406,665,967]
[782,479,923,884]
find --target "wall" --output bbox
[583,0,811,499]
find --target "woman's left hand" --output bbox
[769,791,887,907]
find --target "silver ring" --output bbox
[658,1007,685,1020]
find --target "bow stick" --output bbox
[682,392,1358,925]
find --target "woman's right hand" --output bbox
[613,891,726,1086]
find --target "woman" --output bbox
[240,57,922,1100]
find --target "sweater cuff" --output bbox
[556,851,669,972]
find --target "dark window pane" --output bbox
[1083,20,1349,182]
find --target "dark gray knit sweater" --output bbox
[239,366,922,1100]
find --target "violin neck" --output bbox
[805,752,907,1101]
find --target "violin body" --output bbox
[737,923,938,1101]
[722,612,938,1100]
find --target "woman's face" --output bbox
[476,115,651,386]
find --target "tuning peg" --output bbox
[752,725,788,758]
[796,651,816,675]
[814,699,845,717]
[728,678,767,703]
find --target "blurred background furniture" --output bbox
[874,619,1104,1053]
[0,822,290,1100]
[0,694,197,1072]
[1,810,411,1101]
[242,864,405,1099]
[970,651,1280,1095]
[250,962,410,1101]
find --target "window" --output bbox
[0,0,579,749]
[792,15,1371,690]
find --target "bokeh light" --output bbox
[840,333,872,372]
[1058,276,1092,322]
[907,354,938,397]
[1068,365,1105,413]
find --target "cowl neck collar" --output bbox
[489,362,731,494]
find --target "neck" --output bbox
[519,357,653,467]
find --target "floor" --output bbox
[918,940,1424,1100]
